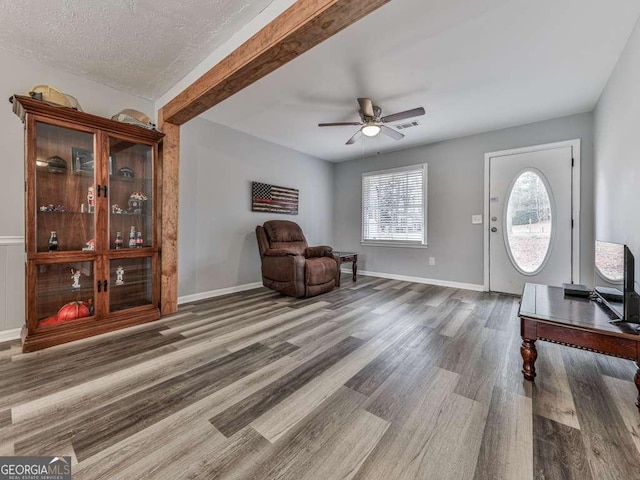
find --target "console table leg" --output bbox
[635,364,640,412]
[352,262,357,282]
[521,339,537,381]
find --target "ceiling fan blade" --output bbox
[381,125,404,141]
[318,122,362,127]
[381,107,426,124]
[346,130,363,145]
[357,98,374,118]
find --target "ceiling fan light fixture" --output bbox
[361,124,381,137]
[318,97,424,144]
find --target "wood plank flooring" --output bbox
[1,275,639,479]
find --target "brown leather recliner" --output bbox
[256,220,341,298]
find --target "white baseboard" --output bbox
[0,328,21,343]
[342,268,485,292]
[177,282,263,305]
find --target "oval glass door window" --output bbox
[505,171,553,274]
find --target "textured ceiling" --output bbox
[202,0,640,162]
[0,0,274,99]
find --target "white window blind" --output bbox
[362,164,427,245]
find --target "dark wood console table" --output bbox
[519,283,640,412]
[335,252,358,282]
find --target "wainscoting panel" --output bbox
[0,237,25,333]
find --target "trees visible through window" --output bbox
[362,164,427,245]
[505,170,553,273]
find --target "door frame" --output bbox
[483,139,581,292]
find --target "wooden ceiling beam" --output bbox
[159,0,390,125]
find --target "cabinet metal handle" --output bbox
[104,280,108,292]
[97,280,102,292]
[96,185,101,197]
[103,185,108,197]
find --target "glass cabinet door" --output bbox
[109,257,154,312]
[107,138,154,250]
[35,261,96,329]
[35,122,96,253]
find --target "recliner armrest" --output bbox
[304,246,333,258]
[264,248,300,257]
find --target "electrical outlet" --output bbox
[429,257,435,266]
[472,214,483,224]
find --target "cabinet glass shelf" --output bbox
[38,211,94,215]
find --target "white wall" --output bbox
[333,113,594,287]
[178,117,334,299]
[594,19,640,280]
[0,48,153,333]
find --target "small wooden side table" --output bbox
[335,252,358,283]
[519,283,640,412]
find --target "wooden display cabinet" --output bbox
[12,96,164,352]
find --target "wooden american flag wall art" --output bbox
[251,181,299,215]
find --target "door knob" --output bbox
[491,227,498,233]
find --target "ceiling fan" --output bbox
[318,97,425,145]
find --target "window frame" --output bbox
[361,163,428,248]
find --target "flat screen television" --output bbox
[594,240,639,324]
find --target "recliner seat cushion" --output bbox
[305,257,337,285]
[270,241,306,255]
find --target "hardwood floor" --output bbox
[1,275,639,479]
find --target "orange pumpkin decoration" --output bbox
[39,300,92,327]
[57,301,90,321]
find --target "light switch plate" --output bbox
[472,214,483,225]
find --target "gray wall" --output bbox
[594,19,640,281]
[333,113,594,287]
[178,118,334,298]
